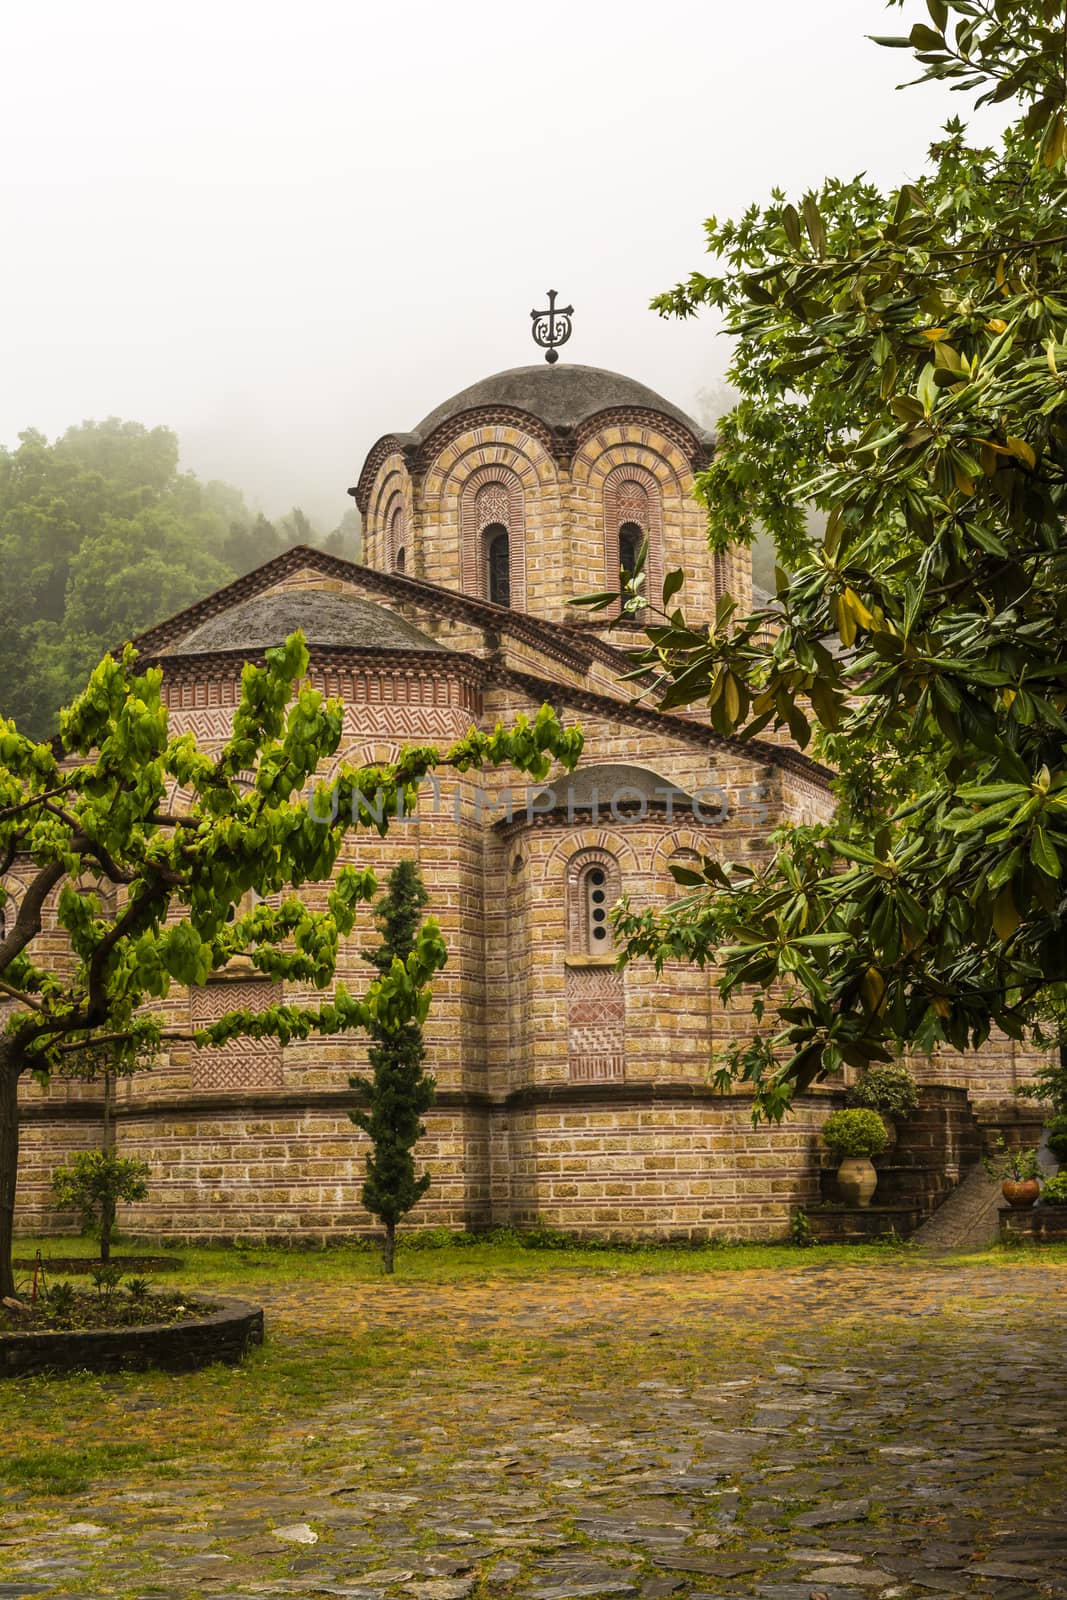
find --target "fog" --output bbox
[1,0,1000,528]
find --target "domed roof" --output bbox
[411,364,712,447]
[529,763,698,817]
[166,589,447,658]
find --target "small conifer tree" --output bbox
[349,859,436,1273]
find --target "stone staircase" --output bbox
[809,1085,986,1243]
[910,1162,1002,1250]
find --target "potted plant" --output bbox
[821,1108,890,1208]
[983,1138,1042,1208]
[844,1063,919,1148]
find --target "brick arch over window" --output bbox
[565,846,623,958]
[459,466,527,608]
[603,463,664,613]
[564,846,625,1082]
[367,457,414,574]
[382,494,407,573]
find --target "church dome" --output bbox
[411,364,712,448]
[165,590,447,658]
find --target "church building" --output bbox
[14,356,1033,1242]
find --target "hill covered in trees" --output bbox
[0,419,359,739]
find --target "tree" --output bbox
[51,1150,151,1264]
[350,859,435,1273]
[0,635,581,1296]
[600,0,1067,1120]
[0,421,240,738]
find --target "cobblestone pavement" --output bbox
[2,1259,1065,1600]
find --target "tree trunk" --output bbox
[100,1196,114,1264]
[0,1059,22,1300]
[383,1219,396,1275]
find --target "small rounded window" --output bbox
[585,866,612,950]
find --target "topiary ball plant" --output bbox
[821,1108,891,1160]
[844,1063,919,1118]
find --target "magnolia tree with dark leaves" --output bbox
[585,0,1067,1120]
[0,635,581,1297]
[350,858,435,1274]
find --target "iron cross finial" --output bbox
[530,290,574,365]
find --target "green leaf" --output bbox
[662,569,685,606]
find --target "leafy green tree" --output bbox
[603,1,1067,1119]
[350,859,435,1273]
[0,635,581,1297]
[51,1149,151,1263]
[0,420,240,737]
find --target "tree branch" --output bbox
[0,979,42,1012]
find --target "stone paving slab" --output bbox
[1,1260,1065,1599]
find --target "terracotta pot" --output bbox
[1002,1178,1040,1209]
[837,1156,878,1208]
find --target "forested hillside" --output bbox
[0,419,360,739]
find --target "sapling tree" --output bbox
[350,858,435,1273]
[0,633,581,1297]
[51,1149,151,1263]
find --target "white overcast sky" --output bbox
[1,1,1001,528]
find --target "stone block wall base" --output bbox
[999,1206,1067,1241]
[807,1205,924,1244]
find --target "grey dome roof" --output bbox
[412,364,712,447]
[532,762,697,815]
[167,589,447,657]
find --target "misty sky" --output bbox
[2,1,1003,530]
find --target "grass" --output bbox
[12,1228,930,1289]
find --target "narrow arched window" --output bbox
[485,524,510,606]
[388,504,406,572]
[618,522,644,580]
[585,865,612,952]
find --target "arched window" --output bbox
[604,469,662,617]
[388,503,406,573]
[566,850,622,958]
[585,864,612,953]
[618,522,644,580]
[460,475,525,608]
[485,524,510,607]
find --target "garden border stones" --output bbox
[0,1294,263,1378]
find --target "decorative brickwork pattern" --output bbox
[566,966,625,1083]
[190,981,283,1091]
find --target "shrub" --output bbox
[821,1108,890,1159]
[1046,1114,1067,1165]
[51,1150,151,1263]
[789,1209,816,1248]
[844,1064,919,1118]
[1040,1171,1067,1205]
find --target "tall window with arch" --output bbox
[476,482,512,607]
[608,475,656,615]
[567,851,622,958]
[565,849,625,1082]
[388,504,406,574]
